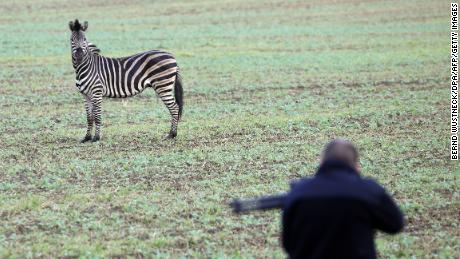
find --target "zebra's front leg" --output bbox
[81,96,93,143]
[91,94,103,142]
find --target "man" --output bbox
[282,139,404,259]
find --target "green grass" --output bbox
[0,0,458,257]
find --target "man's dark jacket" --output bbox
[282,160,404,259]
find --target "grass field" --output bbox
[0,0,458,257]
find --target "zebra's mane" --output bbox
[87,42,101,54]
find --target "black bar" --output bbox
[229,194,287,213]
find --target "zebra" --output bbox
[68,19,183,142]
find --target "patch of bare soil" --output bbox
[406,203,460,234]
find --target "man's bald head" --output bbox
[322,139,359,170]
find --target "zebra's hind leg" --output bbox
[81,95,93,143]
[156,84,180,139]
[166,103,180,139]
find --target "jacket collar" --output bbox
[316,159,359,176]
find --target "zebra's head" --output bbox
[69,19,89,64]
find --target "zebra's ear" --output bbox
[82,21,88,31]
[69,21,74,31]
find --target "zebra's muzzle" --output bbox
[74,48,84,62]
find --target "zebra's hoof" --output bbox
[92,135,100,142]
[165,131,177,139]
[81,135,92,143]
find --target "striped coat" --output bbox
[69,19,183,142]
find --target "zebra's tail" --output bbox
[174,73,184,120]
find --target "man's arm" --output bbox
[281,202,295,253]
[370,184,405,234]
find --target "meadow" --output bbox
[0,0,458,257]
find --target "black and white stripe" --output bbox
[69,19,183,142]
